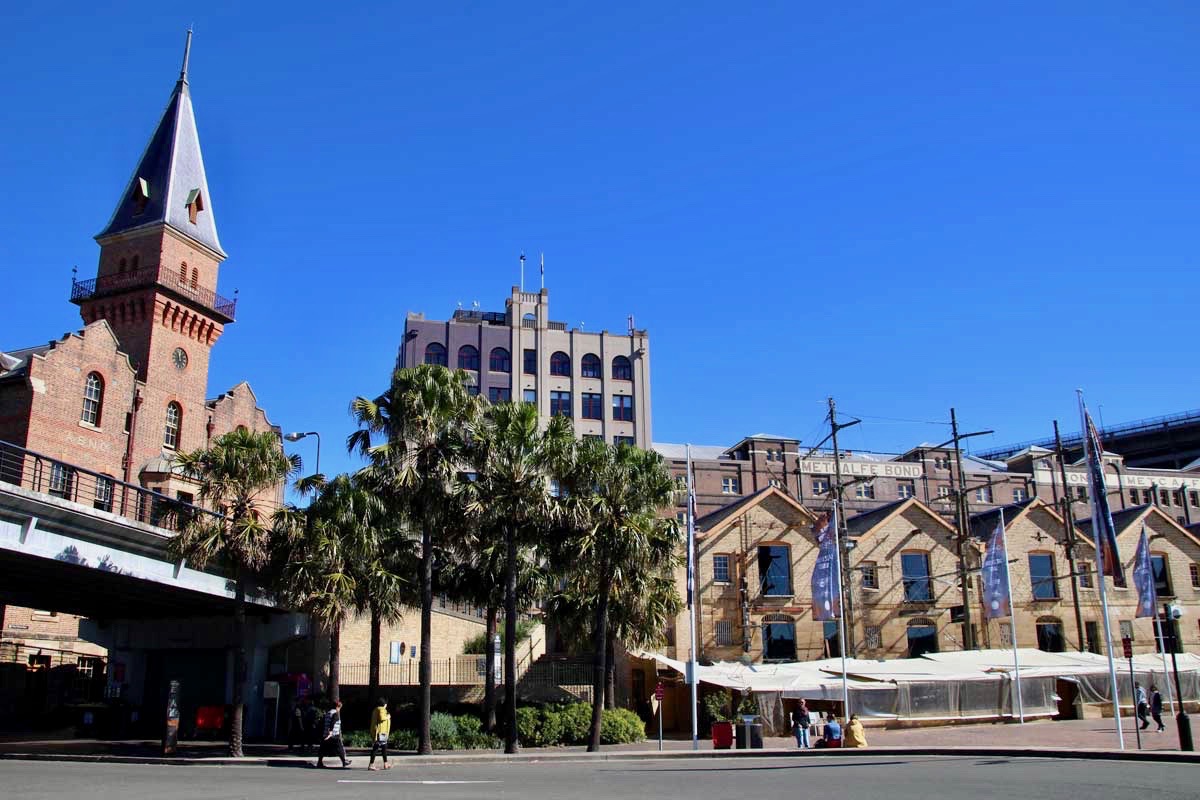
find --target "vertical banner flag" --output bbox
[1132,527,1157,619]
[811,512,841,621]
[685,447,696,610]
[1083,411,1126,587]
[981,512,1012,619]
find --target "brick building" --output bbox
[400,287,652,447]
[0,37,281,671]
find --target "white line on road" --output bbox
[337,780,502,784]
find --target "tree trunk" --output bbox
[230,574,247,758]
[368,603,382,710]
[605,632,617,710]
[329,615,341,704]
[483,603,498,733]
[587,564,613,752]
[503,528,519,754]
[418,525,433,755]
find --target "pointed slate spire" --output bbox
[96,29,226,258]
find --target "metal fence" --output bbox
[0,438,218,532]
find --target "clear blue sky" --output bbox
[3,2,1198,478]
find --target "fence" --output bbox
[341,636,548,688]
[0,438,218,532]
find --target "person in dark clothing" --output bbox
[316,699,351,768]
[1135,683,1150,731]
[288,696,313,753]
[792,700,812,749]
[1150,685,1166,733]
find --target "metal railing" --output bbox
[70,266,237,320]
[0,438,218,532]
[979,408,1200,460]
[341,636,544,688]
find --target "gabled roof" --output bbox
[694,486,816,537]
[96,32,225,258]
[967,497,1059,539]
[0,344,52,380]
[844,496,957,538]
[1077,504,1200,550]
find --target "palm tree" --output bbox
[349,364,480,755]
[277,472,388,705]
[554,439,678,751]
[462,401,573,752]
[169,427,299,757]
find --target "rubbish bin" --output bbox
[735,718,764,749]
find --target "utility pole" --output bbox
[1054,420,1087,652]
[828,398,859,657]
[948,409,976,650]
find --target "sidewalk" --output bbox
[0,718,1191,764]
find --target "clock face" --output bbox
[172,348,189,370]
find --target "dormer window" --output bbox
[186,188,204,224]
[132,178,150,215]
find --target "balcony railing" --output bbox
[0,439,218,532]
[70,267,237,321]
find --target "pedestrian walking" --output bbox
[316,699,351,769]
[1135,683,1150,731]
[1150,685,1165,733]
[792,700,812,749]
[368,696,392,771]
[288,696,312,753]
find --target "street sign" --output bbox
[1122,636,1133,659]
[655,682,665,701]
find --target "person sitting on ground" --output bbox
[816,715,842,748]
[368,696,392,771]
[843,714,867,748]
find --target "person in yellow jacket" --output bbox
[843,714,868,748]
[368,697,392,770]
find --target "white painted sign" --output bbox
[1034,468,1200,492]
[796,459,923,479]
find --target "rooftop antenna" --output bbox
[627,315,635,336]
[519,253,526,292]
[457,301,463,310]
[180,26,193,84]
[472,300,480,310]
[579,321,585,330]
[540,252,545,291]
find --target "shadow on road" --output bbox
[603,760,914,774]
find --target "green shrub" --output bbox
[457,730,502,750]
[600,708,646,745]
[703,691,733,723]
[342,730,374,748]
[558,702,592,744]
[538,707,565,747]
[514,706,541,746]
[429,712,459,749]
[462,619,539,654]
[389,729,418,751]
[453,714,482,736]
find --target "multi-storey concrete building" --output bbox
[399,287,652,446]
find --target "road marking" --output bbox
[337,780,502,784]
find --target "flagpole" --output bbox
[1078,389,1125,750]
[1138,527,1176,717]
[519,253,525,292]
[1154,616,1177,717]
[685,444,699,751]
[832,502,849,718]
[998,509,1024,723]
[540,252,545,291]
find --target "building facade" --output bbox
[668,488,1200,667]
[0,40,281,674]
[400,287,652,447]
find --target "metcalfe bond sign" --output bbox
[796,459,923,479]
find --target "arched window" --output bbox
[81,372,104,426]
[424,342,447,367]
[489,347,511,373]
[179,262,188,284]
[457,345,480,371]
[164,402,182,449]
[581,353,601,378]
[550,351,571,377]
[761,613,796,661]
[1035,616,1065,652]
[118,258,127,274]
[190,267,199,289]
[612,355,632,381]
[906,618,939,657]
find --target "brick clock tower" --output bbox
[67,32,248,494]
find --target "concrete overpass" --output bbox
[0,441,308,737]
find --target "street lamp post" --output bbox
[284,431,321,476]
[1164,603,1194,752]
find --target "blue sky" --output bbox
[3,3,1198,478]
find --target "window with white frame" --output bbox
[1079,561,1094,589]
[812,476,830,495]
[860,560,878,590]
[713,554,731,583]
[938,485,951,499]
[1013,487,1028,502]
[975,486,993,503]
[721,476,740,494]
[897,480,915,499]
[855,482,875,500]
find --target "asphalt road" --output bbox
[4,755,1196,800]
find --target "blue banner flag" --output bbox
[981,513,1012,620]
[1132,527,1157,619]
[811,512,841,621]
[1083,411,1126,588]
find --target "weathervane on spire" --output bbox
[179,27,194,84]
